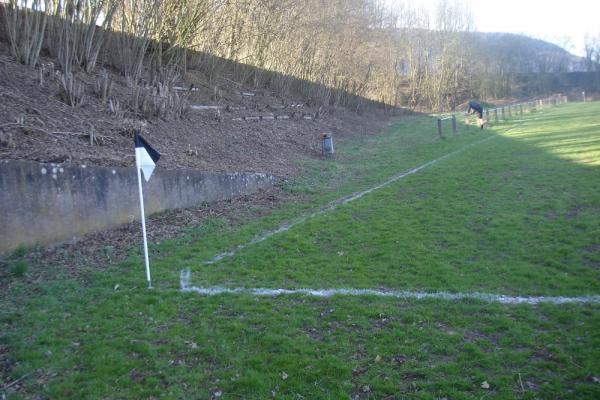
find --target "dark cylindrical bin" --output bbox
[322,133,334,154]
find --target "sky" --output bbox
[383,0,600,56]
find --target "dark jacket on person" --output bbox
[467,101,483,118]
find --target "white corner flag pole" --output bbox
[134,131,160,289]
[135,162,152,289]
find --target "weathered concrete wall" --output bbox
[0,160,276,253]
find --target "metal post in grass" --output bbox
[437,118,443,138]
[451,114,457,134]
[501,107,505,121]
[520,104,523,115]
[508,105,512,118]
[494,108,498,123]
[485,109,490,124]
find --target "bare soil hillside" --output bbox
[0,44,395,178]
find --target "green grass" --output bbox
[8,260,29,278]
[2,102,599,399]
[178,103,600,296]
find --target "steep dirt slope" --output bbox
[0,45,394,178]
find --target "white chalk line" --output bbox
[183,124,600,305]
[204,134,499,265]
[179,270,600,305]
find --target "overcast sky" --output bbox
[383,0,600,56]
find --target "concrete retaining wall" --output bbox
[0,160,276,253]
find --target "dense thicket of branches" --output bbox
[2,0,592,111]
[188,0,477,111]
[584,34,600,72]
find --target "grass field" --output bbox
[2,102,600,399]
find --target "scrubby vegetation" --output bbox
[3,0,598,115]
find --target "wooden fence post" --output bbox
[501,107,505,120]
[452,114,457,134]
[437,118,443,138]
[494,109,498,122]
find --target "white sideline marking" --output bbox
[180,270,600,305]
[204,134,499,264]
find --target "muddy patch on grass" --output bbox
[369,314,398,332]
[304,326,324,342]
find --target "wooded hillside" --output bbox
[2,0,598,115]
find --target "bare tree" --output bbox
[584,34,600,72]
[3,0,49,66]
[111,0,159,85]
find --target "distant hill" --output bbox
[469,32,589,73]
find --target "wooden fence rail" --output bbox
[435,95,568,137]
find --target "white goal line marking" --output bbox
[204,134,499,265]
[180,270,600,305]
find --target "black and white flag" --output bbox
[134,133,161,182]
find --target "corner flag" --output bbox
[135,132,161,181]
[134,131,161,288]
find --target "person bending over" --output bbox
[466,100,484,129]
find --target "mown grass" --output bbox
[178,103,600,296]
[1,102,599,399]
